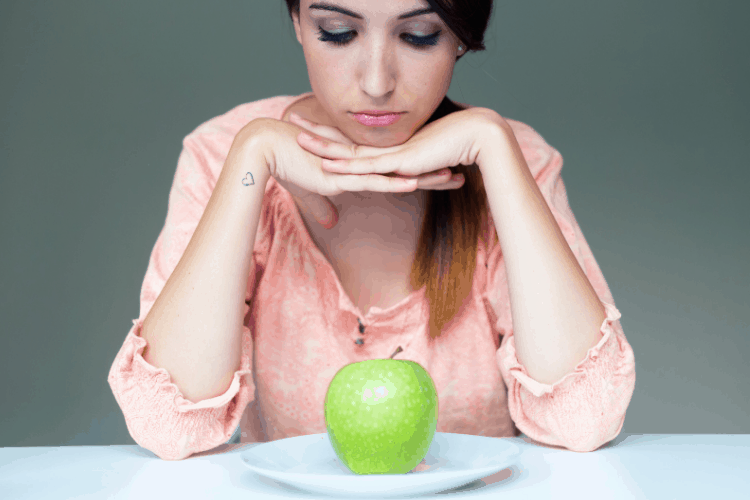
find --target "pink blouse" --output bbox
[107,92,636,461]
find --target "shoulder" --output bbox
[454,100,553,154]
[184,94,306,144]
[175,94,309,193]
[466,103,560,180]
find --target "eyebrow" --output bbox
[308,2,435,20]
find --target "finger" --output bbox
[290,113,355,146]
[296,132,348,161]
[393,168,452,184]
[420,174,466,190]
[386,169,465,190]
[388,168,458,187]
[310,140,400,170]
[297,132,363,164]
[419,171,465,186]
[292,119,352,145]
[331,172,419,193]
[300,191,340,229]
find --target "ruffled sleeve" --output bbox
[107,117,273,460]
[482,123,636,452]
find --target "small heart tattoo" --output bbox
[242,172,255,186]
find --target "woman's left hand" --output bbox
[292,107,507,179]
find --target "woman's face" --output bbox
[292,0,464,148]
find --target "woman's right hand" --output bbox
[257,117,465,229]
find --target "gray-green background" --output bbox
[1,0,747,448]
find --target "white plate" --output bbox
[240,432,521,498]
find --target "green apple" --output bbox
[324,346,439,474]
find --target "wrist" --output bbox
[475,119,515,176]
[229,119,275,183]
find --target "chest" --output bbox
[300,210,422,317]
[330,245,417,317]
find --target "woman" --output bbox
[108,0,636,461]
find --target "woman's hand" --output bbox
[288,112,467,191]
[263,117,429,230]
[286,111,469,229]
[294,107,506,181]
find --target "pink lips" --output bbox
[351,113,403,127]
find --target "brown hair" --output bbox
[283,0,496,339]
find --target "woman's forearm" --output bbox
[140,122,273,403]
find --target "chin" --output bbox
[347,128,413,148]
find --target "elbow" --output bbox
[564,435,608,453]
[151,450,193,461]
[563,413,626,453]
[135,433,198,461]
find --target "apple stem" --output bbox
[389,346,403,359]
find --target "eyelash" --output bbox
[316,26,442,49]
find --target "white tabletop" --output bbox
[1,434,748,499]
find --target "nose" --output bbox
[358,36,397,100]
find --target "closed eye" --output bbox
[316,27,442,49]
